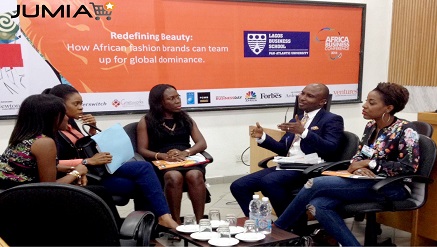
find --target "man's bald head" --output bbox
[298,83,330,112]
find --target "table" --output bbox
[168,217,299,246]
[0,237,8,247]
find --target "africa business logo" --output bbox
[245,91,257,102]
[315,27,350,60]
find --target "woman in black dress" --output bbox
[137,84,208,224]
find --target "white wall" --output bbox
[1,0,417,180]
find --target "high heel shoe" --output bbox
[154,224,181,241]
[151,223,171,239]
[155,224,172,233]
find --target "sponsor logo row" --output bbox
[84,91,298,109]
[188,91,288,105]
[185,89,359,105]
[0,91,289,112]
[0,89,358,113]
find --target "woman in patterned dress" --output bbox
[0,94,88,189]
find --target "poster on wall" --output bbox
[0,0,365,118]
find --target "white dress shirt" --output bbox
[256,108,321,157]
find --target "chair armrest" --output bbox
[201,151,213,163]
[258,156,275,169]
[321,160,351,171]
[120,210,155,246]
[372,174,434,191]
[86,173,102,182]
[303,162,334,176]
[303,160,350,176]
[126,152,146,162]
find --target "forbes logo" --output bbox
[260,93,282,99]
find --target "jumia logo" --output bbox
[10,5,93,18]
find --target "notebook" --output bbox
[322,170,386,179]
[152,153,210,170]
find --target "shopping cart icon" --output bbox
[89,2,112,20]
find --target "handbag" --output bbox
[59,124,107,179]
[75,124,108,178]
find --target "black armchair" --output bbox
[123,121,213,163]
[0,182,155,246]
[412,120,433,138]
[124,122,213,203]
[307,134,436,246]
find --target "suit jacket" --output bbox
[259,108,344,162]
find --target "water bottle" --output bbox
[248,194,261,227]
[258,197,272,234]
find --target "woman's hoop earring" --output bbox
[382,112,391,123]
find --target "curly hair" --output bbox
[373,82,409,114]
[146,84,192,131]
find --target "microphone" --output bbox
[284,107,290,123]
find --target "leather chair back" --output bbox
[412,120,434,138]
[0,183,121,246]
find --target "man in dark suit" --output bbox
[230,83,344,216]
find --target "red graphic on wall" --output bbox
[0,44,23,67]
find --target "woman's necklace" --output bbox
[162,122,176,132]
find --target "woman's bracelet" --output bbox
[68,170,81,179]
[155,152,160,160]
[184,149,191,156]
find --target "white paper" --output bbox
[273,152,324,164]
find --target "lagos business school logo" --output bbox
[11,2,115,20]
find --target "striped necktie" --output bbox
[291,113,309,145]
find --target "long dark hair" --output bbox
[146,84,193,131]
[9,94,66,145]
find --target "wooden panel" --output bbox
[376,211,413,233]
[388,0,437,87]
[0,237,8,247]
[249,126,285,174]
[249,126,285,216]
[418,112,437,142]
